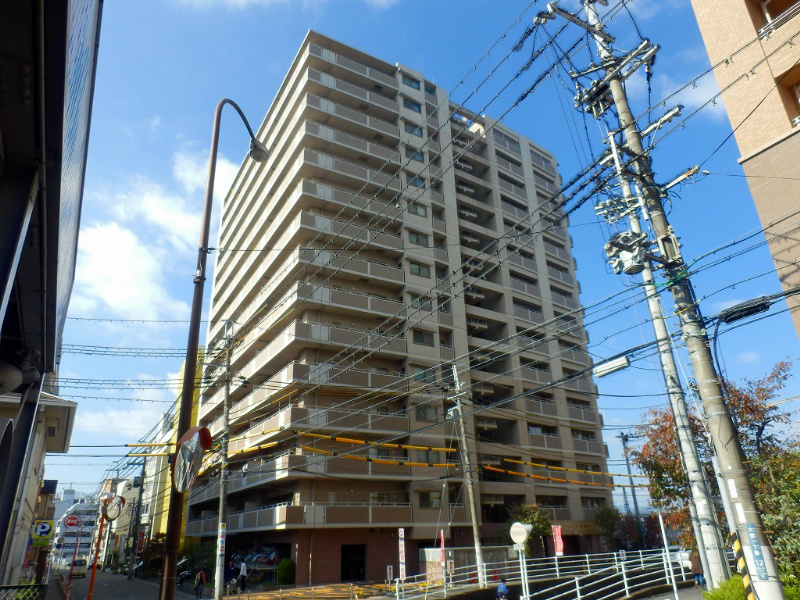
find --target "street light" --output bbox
[158,98,268,600]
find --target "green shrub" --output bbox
[277,557,295,585]
[703,575,746,600]
[784,585,800,600]
[702,578,800,600]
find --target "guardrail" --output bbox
[0,585,46,600]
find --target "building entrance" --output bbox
[340,544,366,581]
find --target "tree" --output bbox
[594,506,622,551]
[630,362,799,579]
[508,504,552,557]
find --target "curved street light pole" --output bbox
[159,98,268,600]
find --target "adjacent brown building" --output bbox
[691,0,800,336]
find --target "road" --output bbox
[50,570,198,600]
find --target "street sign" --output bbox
[65,515,79,528]
[173,426,212,493]
[33,520,53,538]
[510,521,533,544]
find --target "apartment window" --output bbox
[403,98,422,113]
[419,491,442,508]
[409,262,430,278]
[576,463,601,472]
[529,423,558,437]
[573,430,595,441]
[540,495,568,508]
[415,404,437,421]
[412,330,434,346]
[404,122,423,137]
[408,202,428,217]
[410,295,432,311]
[376,447,393,459]
[424,83,436,96]
[440,332,453,347]
[412,366,436,384]
[418,449,440,463]
[406,147,425,162]
[402,74,421,90]
[371,492,392,504]
[408,231,429,246]
[408,175,426,188]
[582,497,606,508]
[377,406,390,415]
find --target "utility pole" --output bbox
[617,433,645,548]
[447,366,486,588]
[557,1,785,596]
[604,135,728,587]
[214,322,233,600]
[127,463,146,580]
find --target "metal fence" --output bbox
[0,585,46,600]
[391,549,689,600]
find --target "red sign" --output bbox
[552,525,564,557]
[65,515,80,528]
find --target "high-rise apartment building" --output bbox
[187,31,610,584]
[690,0,800,337]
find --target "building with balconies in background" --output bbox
[187,31,611,584]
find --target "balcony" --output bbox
[510,276,540,298]
[513,304,544,324]
[301,149,400,194]
[560,345,591,365]
[563,376,595,394]
[306,94,399,141]
[547,265,575,287]
[572,438,605,456]
[526,397,558,417]
[306,68,399,120]
[457,205,479,221]
[467,317,489,333]
[298,212,402,252]
[568,404,600,424]
[496,155,524,178]
[552,292,579,311]
[304,121,399,167]
[529,433,562,450]
[544,240,571,263]
[498,177,527,200]
[508,253,537,272]
[501,200,529,220]
[520,366,550,385]
[308,43,398,91]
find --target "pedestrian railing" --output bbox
[0,585,46,600]
[391,550,689,600]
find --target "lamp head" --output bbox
[249,138,269,162]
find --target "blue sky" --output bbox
[48,0,800,510]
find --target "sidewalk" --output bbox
[635,584,707,600]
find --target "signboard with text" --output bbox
[552,525,564,557]
[398,527,406,580]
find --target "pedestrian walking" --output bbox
[690,551,705,587]
[194,569,207,599]
[238,561,248,593]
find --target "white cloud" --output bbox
[653,72,727,120]
[71,222,189,320]
[173,149,238,201]
[74,406,164,438]
[145,116,162,134]
[738,351,761,364]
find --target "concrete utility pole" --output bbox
[214,322,233,600]
[617,434,645,547]
[574,1,784,596]
[447,366,486,588]
[605,137,728,587]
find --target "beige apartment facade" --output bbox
[187,31,611,584]
[691,0,800,336]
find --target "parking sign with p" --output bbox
[32,520,53,546]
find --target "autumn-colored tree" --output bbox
[508,503,552,557]
[630,362,798,578]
